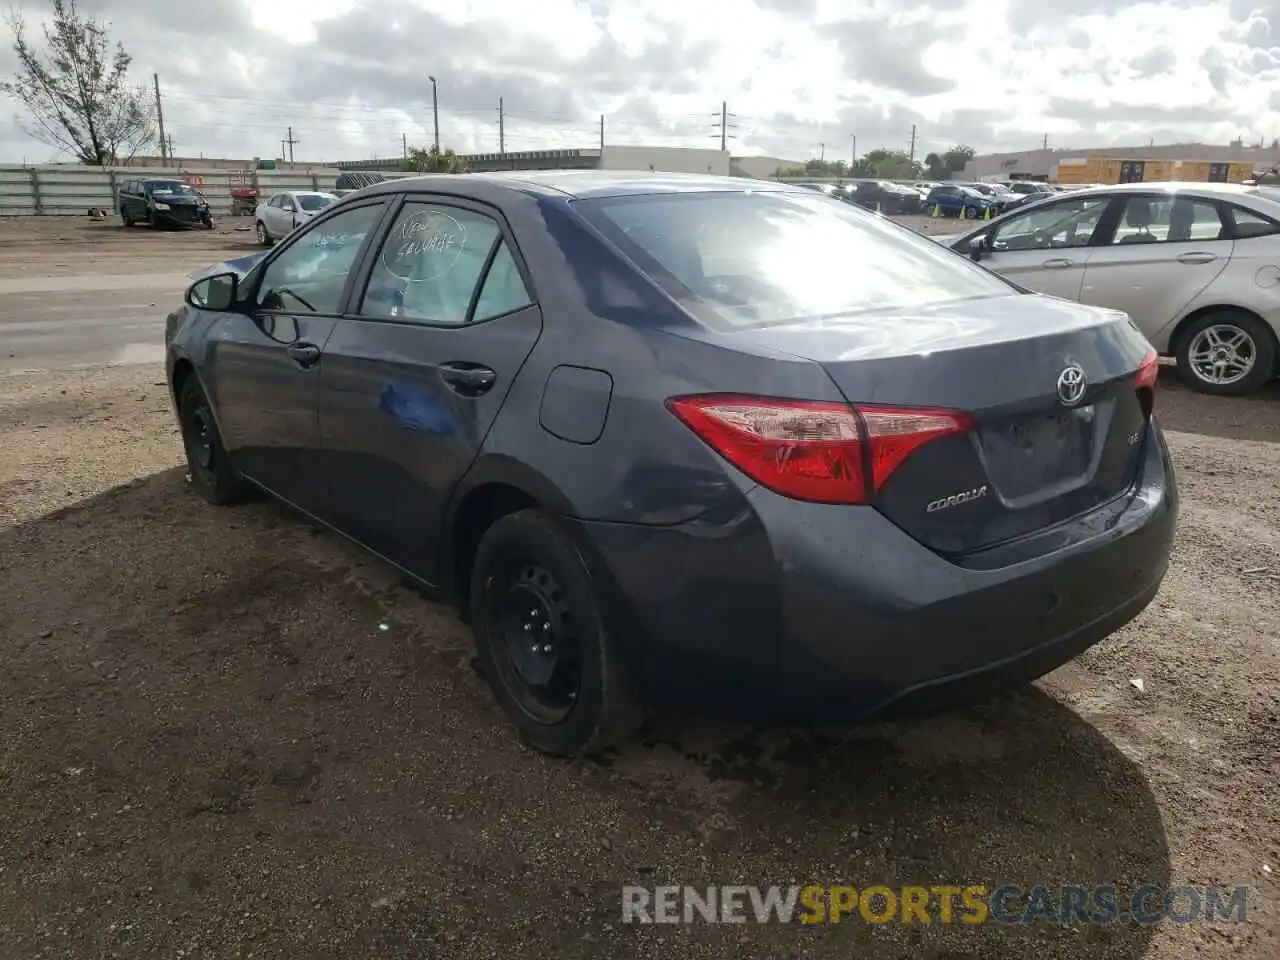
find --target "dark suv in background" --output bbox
[848,179,923,214]
[118,178,213,229]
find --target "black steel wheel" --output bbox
[177,376,253,506]
[469,509,642,756]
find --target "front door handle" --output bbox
[1176,251,1216,264]
[285,341,321,368]
[1042,258,1074,269]
[438,362,497,395]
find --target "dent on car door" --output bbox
[977,195,1112,300]
[206,201,388,513]
[318,197,543,581]
[1077,195,1232,339]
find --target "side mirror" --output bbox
[186,271,239,311]
[969,235,988,262]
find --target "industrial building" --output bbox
[963,142,1280,182]
[338,145,733,176]
[335,145,806,179]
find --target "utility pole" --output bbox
[284,126,299,163]
[498,97,505,155]
[166,134,175,159]
[428,75,439,154]
[710,102,736,151]
[819,142,825,162]
[908,124,917,163]
[850,134,857,169]
[153,73,168,163]
[599,114,605,151]
[402,132,408,159]
[1042,133,1049,150]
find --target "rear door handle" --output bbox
[437,362,496,395]
[285,341,321,368]
[1176,251,1217,264]
[1042,258,1074,269]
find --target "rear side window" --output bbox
[575,190,1014,329]
[360,202,506,325]
[1110,197,1224,244]
[1226,204,1280,239]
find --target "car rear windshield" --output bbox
[575,190,1015,328]
[297,194,334,211]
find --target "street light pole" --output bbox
[428,75,440,155]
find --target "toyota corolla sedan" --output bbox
[166,172,1178,756]
[936,182,1280,396]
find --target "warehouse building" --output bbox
[336,144,735,176]
[963,142,1280,181]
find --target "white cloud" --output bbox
[0,0,1277,164]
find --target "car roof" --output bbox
[1054,181,1261,199]
[359,170,803,201]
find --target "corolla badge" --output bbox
[1056,364,1087,407]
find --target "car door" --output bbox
[959,194,1115,301]
[1076,194,1232,340]
[263,195,287,236]
[205,199,390,514]
[317,194,543,582]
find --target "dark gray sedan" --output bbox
[166,171,1178,756]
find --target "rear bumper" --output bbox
[575,419,1177,719]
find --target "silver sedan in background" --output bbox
[938,182,1280,395]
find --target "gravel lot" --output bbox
[0,217,1277,960]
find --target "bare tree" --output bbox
[0,0,156,165]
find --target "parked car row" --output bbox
[168,170,1177,756]
[932,181,1280,396]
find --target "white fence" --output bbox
[0,164,346,217]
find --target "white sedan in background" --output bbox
[255,191,338,246]
[936,181,1280,395]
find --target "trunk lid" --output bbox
[720,293,1155,555]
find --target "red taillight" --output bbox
[1135,350,1159,391]
[665,394,973,505]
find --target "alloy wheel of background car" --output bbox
[1176,310,1277,396]
[178,377,254,506]
[256,221,272,246]
[469,509,642,756]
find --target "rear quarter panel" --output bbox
[463,194,840,526]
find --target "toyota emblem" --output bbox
[1056,364,1087,407]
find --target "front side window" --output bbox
[576,189,1015,329]
[256,203,384,314]
[360,202,506,325]
[990,197,1111,251]
[1110,196,1224,244]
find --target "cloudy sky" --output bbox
[0,0,1277,165]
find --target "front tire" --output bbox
[177,376,254,506]
[468,509,641,757]
[1176,310,1276,396]
[256,221,273,246]
[121,206,134,227]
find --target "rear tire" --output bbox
[1175,310,1276,396]
[121,206,134,227]
[177,376,254,506]
[468,509,642,757]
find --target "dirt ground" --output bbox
[0,217,1277,960]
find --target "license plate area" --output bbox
[978,406,1096,500]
